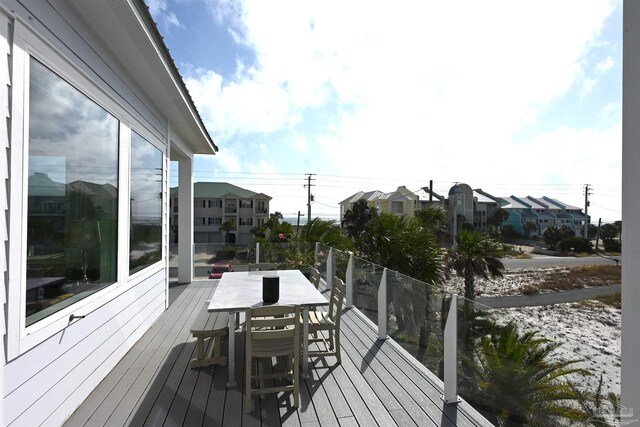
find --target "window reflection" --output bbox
[26,58,119,326]
[130,133,162,273]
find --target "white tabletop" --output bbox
[207,269,328,312]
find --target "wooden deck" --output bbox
[64,280,492,426]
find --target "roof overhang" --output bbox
[68,0,217,156]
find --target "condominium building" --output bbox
[170,182,271,245]
[339,186,420,222]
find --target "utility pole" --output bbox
[584,184,591,239]
[305,174,315,222]
[595,217,602,252]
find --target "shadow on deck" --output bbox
[64,280,491,426]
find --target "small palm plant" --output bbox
[446,230,505,301]
[462,322,590,426]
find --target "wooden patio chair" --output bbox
[305,276,345,364]
[244,305,300,412]
[309,267,321,289]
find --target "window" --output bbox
[208,217,222,225]
[26,58,119,326]
[194,217,206,226]
[256,200,267,213]
[194,199,205,208]
[129,132,162,274]
[240,218,253,226]
[209,199,222,208]
[240,199,253,209]
[391,201,403,214]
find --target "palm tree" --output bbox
[415,206,449,243]
[360,213,444,285]
[523,221,538,237]
[360,213,445,352]
[462,322,589,426]
[221,220,235,244]
[489,208,510,227]
[298,218,354,251]
[446,230,504,301]
[572,373,621,426]
[342,198,378,255]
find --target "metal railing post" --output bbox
[442,294,461,404]
[255,242,260,263]
[314,242,320,265]
[346,254,354,308]
[378,268,388,340]
[327,247,334,289]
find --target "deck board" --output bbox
[64,279,491,427]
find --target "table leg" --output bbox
[227,310,237,387]
[302,306,309,378]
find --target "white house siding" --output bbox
[2,1,175,424]
[4,271,166,426]
[1,10,11,424]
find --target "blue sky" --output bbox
[149,0,622,223]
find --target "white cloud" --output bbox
[580,78,598,97]
[183,0,620,219]
[147,0,182,29]
[596,55,615,73]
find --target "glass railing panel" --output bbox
[387,270,451,380]
[453,295,621,426]
[453,295,494,417]
[351,256,383,325]
[316,243,331,282]
[193,243,251,277]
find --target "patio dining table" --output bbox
[207,269,329,386]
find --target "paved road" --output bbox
[503,255,620,269]
[477,283,621,308]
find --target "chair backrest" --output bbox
[309,267,321,289]
[248,262,278,271]
[245,305,300,347]
[327,276,346,325]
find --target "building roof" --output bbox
[542,196,582,211]
[171,182,271,200]
[341,186,417,205]
[473,188,501,203]
[420,187,445,201]
[500,196,530,209]
[473,190,498,204]
[68,0,217,155]
[524,196,549,210]
[340,190,383,205]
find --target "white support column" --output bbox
[326,247,334,289]
[442,295,461,404]
[622,1,640,416]
[346,254,354,308]
[255,242,260,263]
[178,156,194,284]
[377,268,388,340]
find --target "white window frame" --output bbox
[7,21,167,360]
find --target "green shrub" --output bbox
[603,238,621,253]
[213,247,237,261]
[559,237,593,253]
